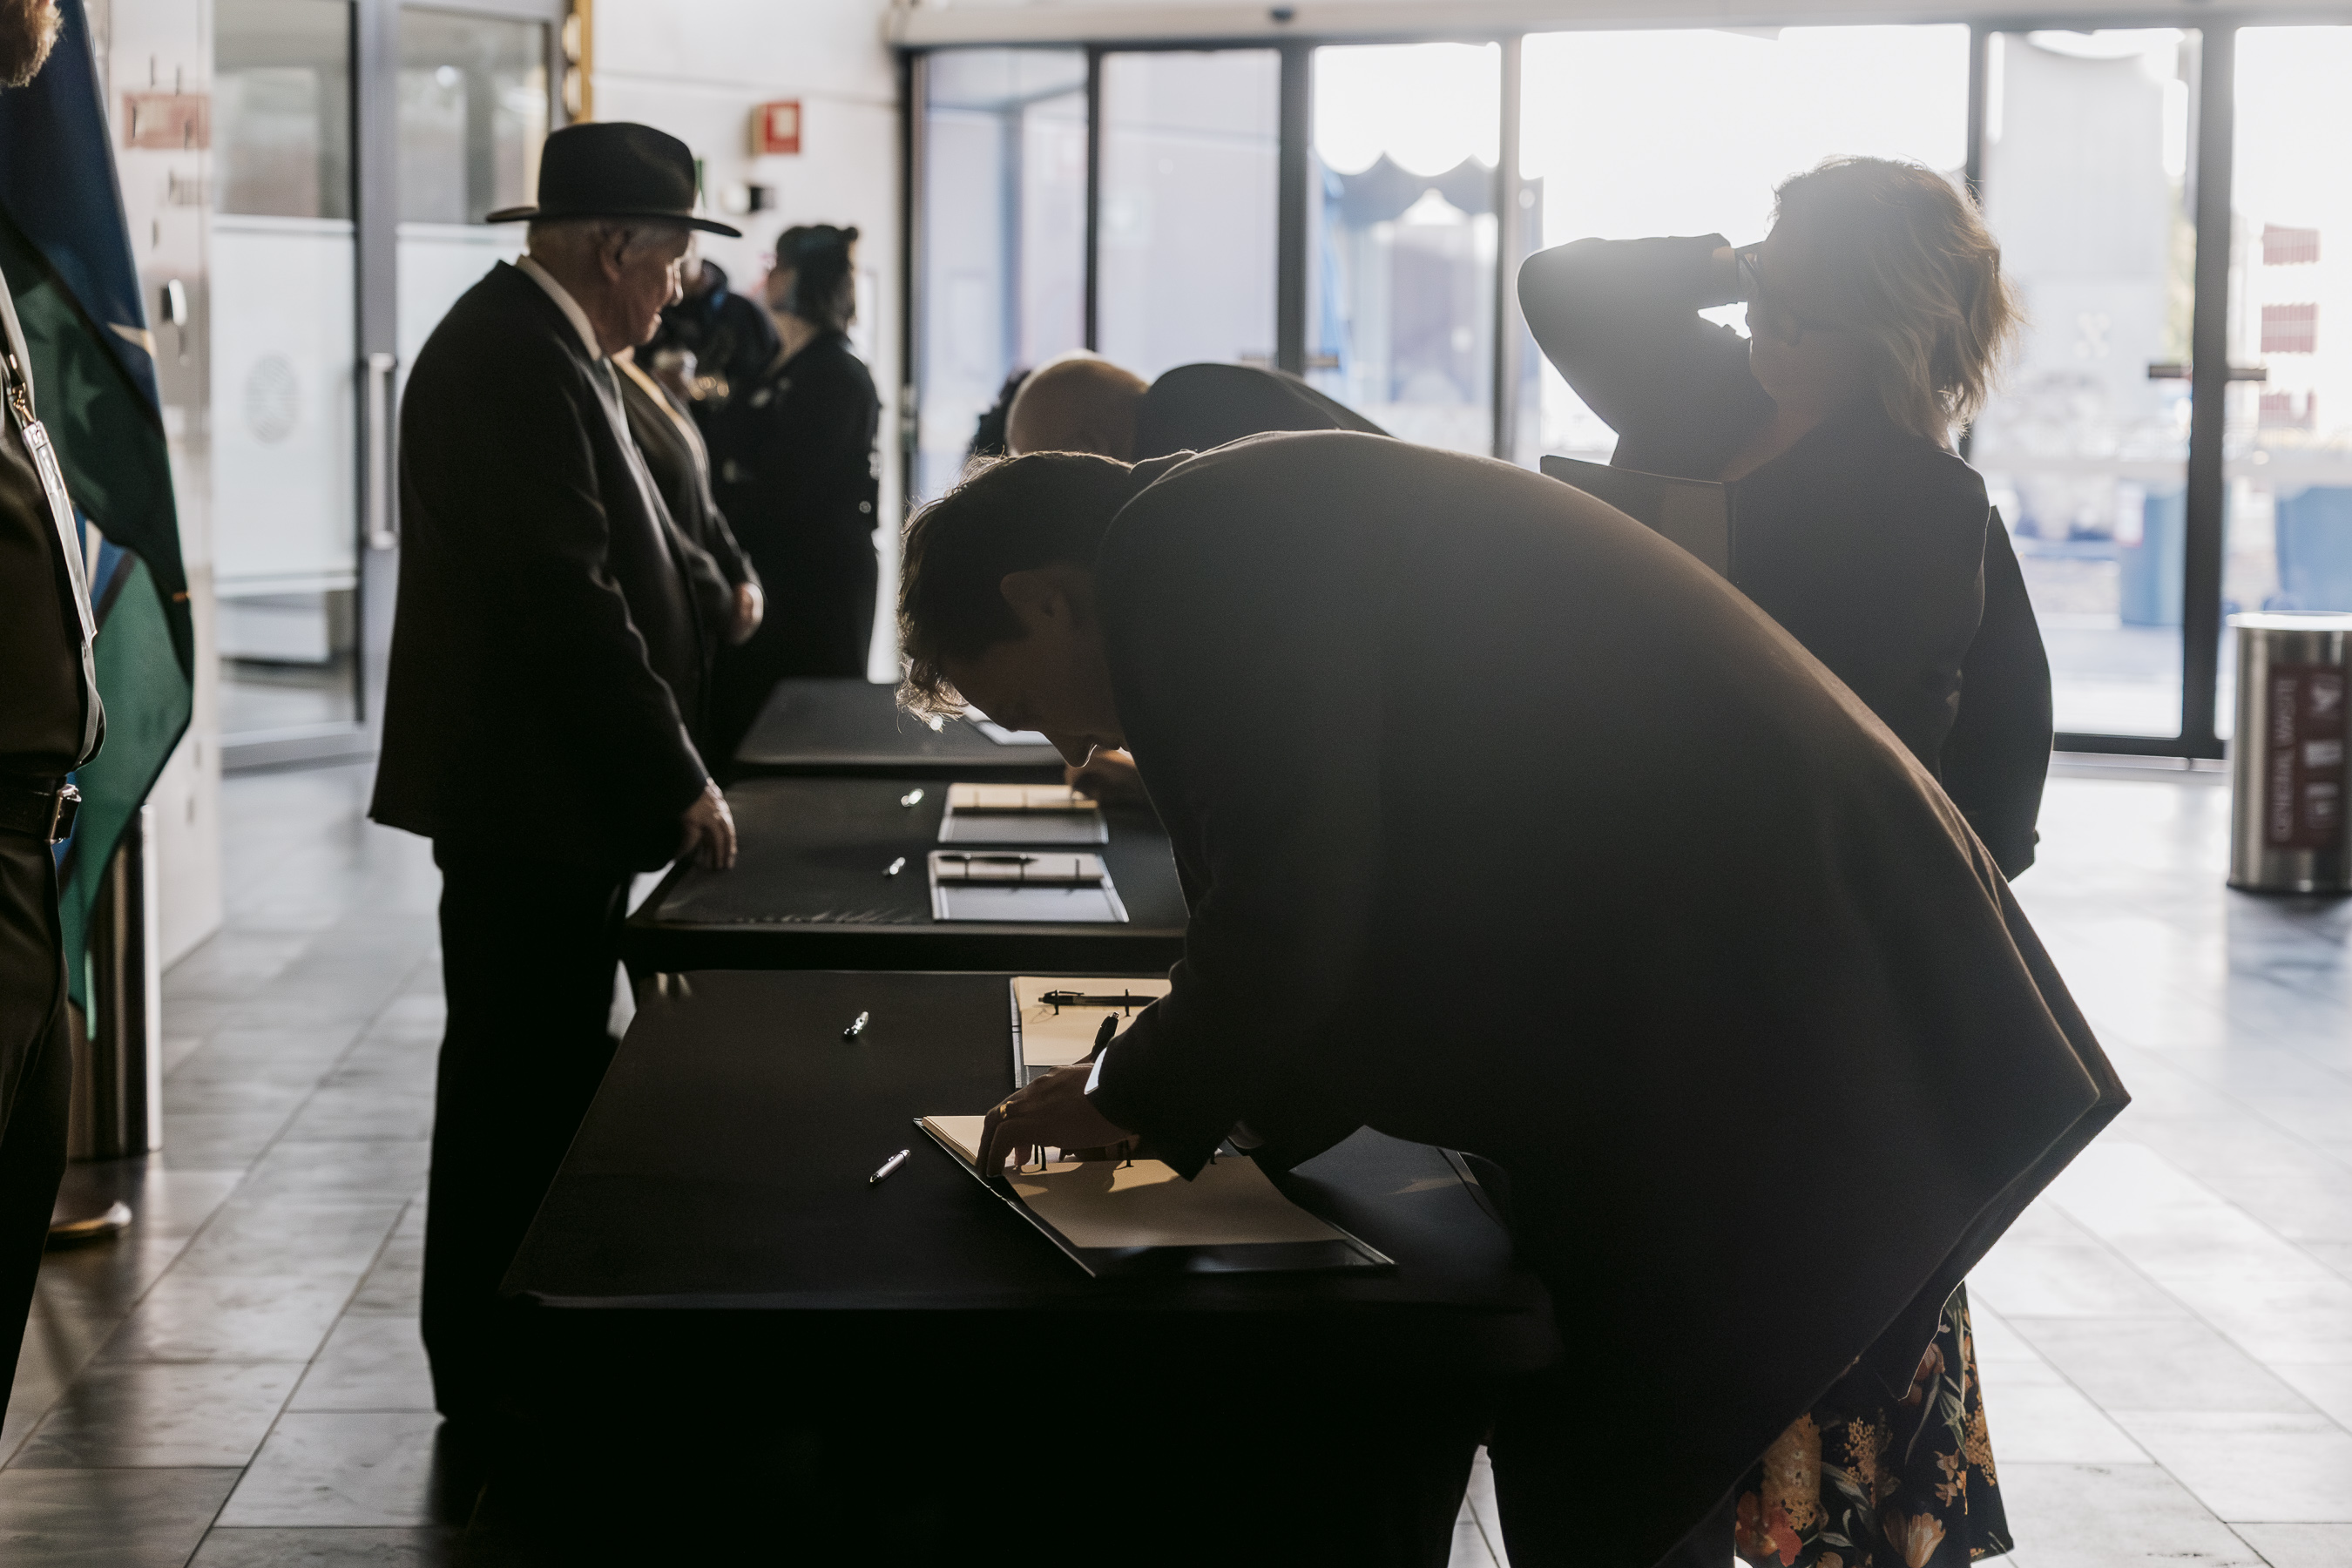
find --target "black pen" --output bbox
[869,1148,910,1184]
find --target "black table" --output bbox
[622,774,1188,976]
[498,970,1557,1560]
[730,676,1065,780]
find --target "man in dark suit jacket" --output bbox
[897,435,2124,1567]
[370,122,744,1427]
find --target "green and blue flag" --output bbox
[0,0,193,1008]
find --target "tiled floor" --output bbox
[2,759,2349,1565]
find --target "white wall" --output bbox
[594,0,906,681]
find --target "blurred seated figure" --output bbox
[1007,352,1387,463]
[1010,354,1390,807]
[645,249,780,417]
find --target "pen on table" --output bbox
[883,855,906,876]
[869,1148,910,1184]
[842,1010,869,1041]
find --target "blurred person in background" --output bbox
[1518,154,2043,1568]
[0,0,98,1420]
[703,222,882,757]
[613,343,765,757]
[644,244,779,418]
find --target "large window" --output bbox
[1974,30,2198,740]
[916,48,1088,500]
[2217,27,2352,737]
[905,21,2309,757]
[1518,26,1970,463]
[1310,44,1499,453]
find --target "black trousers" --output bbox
[422,843,629,1423]
[0,834,72,1408]
[709,533,878,761]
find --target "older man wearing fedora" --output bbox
[371,121,746,1427]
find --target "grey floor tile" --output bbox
[2009,1315,2317,1413]
[2269,1362,2352,1429]
[288,1316,433,1414]
[1981,1380,2149,1463]
[1997,1462,2267,1567]
[162,1110,301,1169]
[1446,1518,1499,1568]
[172,1201,404,1280]
[2232,1523,2352,1568]
[217,1413,462,1528]
[1966,1240,2186,1320]
[237,1142,430,1204]
[281,1088,434,1144]
[346,1233,422,1319]
[99,1274,360,1366]
[0,1466,241,1565]
[188,1527,462,1566]
[2108,1410,2352,1524]
[12,1362,304,1469]
[2161,1276,2352,1363]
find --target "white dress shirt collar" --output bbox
[516,253,604,363]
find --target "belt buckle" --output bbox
[47,783,79,844]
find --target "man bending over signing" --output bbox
[897,432,2123,1568]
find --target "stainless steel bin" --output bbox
[2229,612,2352,892]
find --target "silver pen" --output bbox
[869,1148,910,1184]
[842,1010,869,1041]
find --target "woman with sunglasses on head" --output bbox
[1520,156,2047,886]
[1517,159,2037,1568]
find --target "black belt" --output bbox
[0,780,79,843]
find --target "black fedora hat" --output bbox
[486,121,740,236]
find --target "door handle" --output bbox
[2146,362,2268,382]
[363,351,397,551]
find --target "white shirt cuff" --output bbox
[1084,1044,1110,1098]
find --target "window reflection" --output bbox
[1311,44,1498,453]
[398,9,548,226]
[214,0,352,220]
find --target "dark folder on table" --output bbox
[1541,454,1736,579]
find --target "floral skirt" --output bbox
[1731,1287,2011,1568]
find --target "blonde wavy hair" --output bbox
[1773,157,2020,446]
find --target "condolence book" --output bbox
[917,1114,1391,1278]
[1541,453,1736,578]
[1010,974,1171,1084]
[937,782,1109,845]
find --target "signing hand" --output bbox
[679,779,738,870]
[976,1064,1136,1174]
[1064,747,1149,808]
[729,580,764,645]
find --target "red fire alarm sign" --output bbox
[754,99,801,156]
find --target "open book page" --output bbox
[947,783,1099,814]
[920,1115,1344,1249]
[1012,975,1170,1070]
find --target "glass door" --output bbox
[211,0,359,747]
[2215,26,2352,738]
[395,7,549,389]
[1971,30,2200,740]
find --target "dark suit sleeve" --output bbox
[1517,235,1773,471]
[1087,501,1386,1178]
[426,334,709,814]
[1941,515,2051,878]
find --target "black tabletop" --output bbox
[730,677,1065,780]
[622,775,1189,974]
[504,969,1555,1379]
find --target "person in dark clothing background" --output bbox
[0,0,99,1420]
[1518,155,2044,1568]
[642,249,779,418]
[703,222,882,758]
[614,347,764,754]
[1518,155,2051,880]
[968,367,1031,462]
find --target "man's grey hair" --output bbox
[524,217,690,267]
